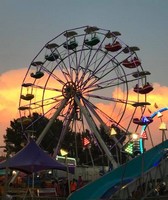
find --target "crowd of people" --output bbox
[0,172,85,198]
[51,175,84,197]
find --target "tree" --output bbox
[4,113,65,155]
[4,113,127,166]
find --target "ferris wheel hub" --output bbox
[62,82,77,98]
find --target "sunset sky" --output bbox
[0,1,168,151]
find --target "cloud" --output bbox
[0,69,27,146]
[95,83,168,149]
[0,69,168,151]
[0,68,63,146]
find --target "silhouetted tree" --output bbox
[4,114,127,166]
[4,113,65,155]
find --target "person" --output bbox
[52,179,62,196]
[63,178,69,197]
[77,176,84,189]
[70,178,77,193]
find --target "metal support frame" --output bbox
[74,96,118,169]
[112,157,168,199]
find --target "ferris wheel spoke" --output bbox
[84,69,139,93]
[82,98,124,150]
[53,102,75,156]
[83,30,107,66]
[74,95,118,168]
[80,57,120,89]
[76,36,88,72]
[50,57,72,83]
[21,95,63,111]
[82,97,127,132]
[29,84,62,93]
[77,47,95,85]
[42,66,66,85]
[58,66,72,83]
[63,36,79,79]
[84,36,126,75]
[79,46,107,72]
[79,52,111,86]
[91,60,119,78]
[23,102,62,131]
[90,81,126,92]
[85,94,134,105]
[82,71,123,91]
[68,52,79,81]
[83,81,126,94]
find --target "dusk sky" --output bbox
[0,0,168,150]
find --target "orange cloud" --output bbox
[0,69,27,146]
[0,69,168,151]
[95,83,168,149]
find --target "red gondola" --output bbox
[133,116,153,126]
[134,83,153,94]
[122,57,141,68]
[105,41,122,52]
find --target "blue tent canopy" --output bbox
[0,139,74,174]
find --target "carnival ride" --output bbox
[68,140,168,200]
[139,107,168,153]
[68,107,168,200]
[17,25,167,199]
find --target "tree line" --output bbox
[3,112,127,166]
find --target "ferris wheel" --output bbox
[18,26,152,168]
